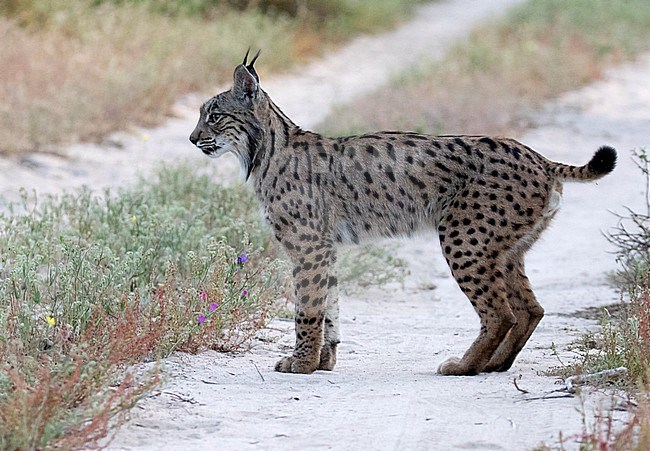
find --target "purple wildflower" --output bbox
[200,292,207,301]
[209,302,218,312]
[197,314,206,324]
[241,290,248,297]
[237,253,248,264]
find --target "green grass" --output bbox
[0,0,423,154]
[553,294,650,389]
[338,243,407,293]
[0,165,286,448]
[319,0,650,137]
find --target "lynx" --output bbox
[190,51,616,375]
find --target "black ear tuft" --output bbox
[246,49,261,82]
[233,49,262,102]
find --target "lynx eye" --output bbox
[207,113,221,125]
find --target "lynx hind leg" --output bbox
[319,254,340,371]
[437,268,516,375]
[483,257,544,372]
[275,241,333,374]
[484,214,554,372]
[432,189,560,376]
[436,228,516,375]
[438,183,556,375]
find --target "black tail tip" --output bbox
[589,145,617,175]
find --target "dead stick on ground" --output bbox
[564,367,628,394]
[513,375,529,394]
[163,391,199,404]
[518,367,628,402]
[522,393,575,401]
[253,361,265,382]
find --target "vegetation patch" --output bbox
[550,149,650,388]
[338,243,407,293]
[0,162,408,447]
[543,149,650,449]
[319,0,650,137]
[608,149,650,289]
[0,0,422,154]
[0,165,286,448]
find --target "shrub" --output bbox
[609,148,650,288]
[0,165,285,448]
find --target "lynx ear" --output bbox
[242,48,261,82]
[233,49,261,102]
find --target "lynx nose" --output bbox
[189,129,202,145]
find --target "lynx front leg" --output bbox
[275,242,333,374]
[319,252,340,370]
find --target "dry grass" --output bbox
[553,393,650,450]
[1,312,161,450]
[611,397,650,451]
[319,0,650,137]
[0,4,296,153]
[0,0,422,154]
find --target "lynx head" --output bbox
[190,49,264,178]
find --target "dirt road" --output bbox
[3,0,648,449]
[107,53,649,449]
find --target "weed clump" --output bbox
[609,148,650,289]
[0,0,422,154]
[0,165,286,448]
[546,148,650,449]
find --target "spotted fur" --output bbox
[190,53,617,375]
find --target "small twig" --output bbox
[252,361,265,382]
[513,375,529,394]
[162,391,199,404]
[201,379,220,385]
[517,367,629,402]
[147,391,162,399]
[522,393,575,401]
[564,367,628,394]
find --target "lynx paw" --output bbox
[437,356,479,376]
[274,355,319,374]
[437,357,462,375]
[318,343,338,371]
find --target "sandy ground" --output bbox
[2,0,649,449]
